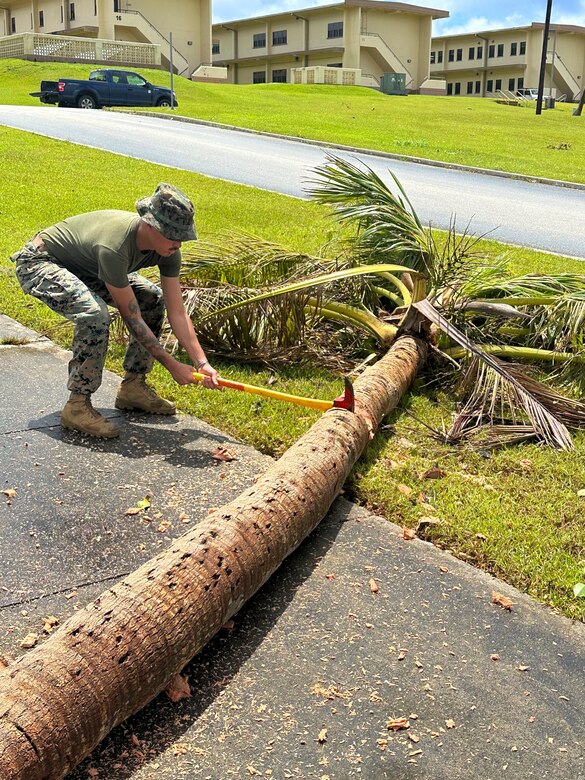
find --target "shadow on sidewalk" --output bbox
[66,502,351,779]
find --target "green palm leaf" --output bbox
[307,155,431,272]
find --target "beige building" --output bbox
[0,0,216,77]
[430,23,585,101]
[212,0,448,91]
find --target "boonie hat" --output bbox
[136,183,197,242]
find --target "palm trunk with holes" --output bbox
[0,334,426,780]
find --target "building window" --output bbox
[448,49,454,62]
[447,83,453,95]
[94,0,97,14]
[477,46,483,59]
[212,41,220,54]
[456,48,462,61]
[327,21,343,39]
[430,51,436,64]
[518,77,524,89]
[487,79,493,92]
[488,44,495,58]
[60,6,63,22]
[519,41,526,55]
[10,16,15,32]
[437,50,443,63]
[510,42,517,56]
[468,47,474,60]
[475,80,481,93]
[272,68,287,83]
[454,82,461,95]
[497,43,504,57]
[39,10,44,26]
[508,77,515,91]
[272,29,287,46]
[495,78,502,90]
[253,32,266,49]
[467,81,473,94]
[327,62,342,67]
[70,3,76,21]
[253,71,266,84]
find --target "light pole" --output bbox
[536,0,553,114]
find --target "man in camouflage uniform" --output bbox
[11,183,219,438]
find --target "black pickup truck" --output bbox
[30,68,177,109]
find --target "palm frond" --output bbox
[307,155,432,272]
[180,232,328,288]
[197,263,420,323]
[414,299,574,449]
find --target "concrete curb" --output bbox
[132,109,585,192]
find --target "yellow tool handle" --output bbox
[192,372,332,411]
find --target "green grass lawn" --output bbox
[2,66,585,622]
[2,58,584,184]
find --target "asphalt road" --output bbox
[2,105,584,259]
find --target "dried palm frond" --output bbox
[165,285,375,369]
[180,232,328,288]
[414,299,574,449]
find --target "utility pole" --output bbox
[536,0,553,114]
[169,31,175,110]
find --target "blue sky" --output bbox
[212,0,585,33]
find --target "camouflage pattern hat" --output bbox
[136,183,197,242]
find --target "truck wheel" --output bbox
[156,98,171,107]
[77,94,97,109]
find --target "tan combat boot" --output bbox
[61,393,120,438]
[115,374,176,415]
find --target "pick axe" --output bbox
[192,372,355,413]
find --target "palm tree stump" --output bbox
[0,334,426,780]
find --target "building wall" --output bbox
[1,0,212,73]
[431,24,584,99]
[212,1,447,88]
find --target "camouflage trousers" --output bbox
[12,240,165,394]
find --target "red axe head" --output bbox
[332,376,355,412]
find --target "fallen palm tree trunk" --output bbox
[0,334,426,780]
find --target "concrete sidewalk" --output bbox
[0,314,583,780]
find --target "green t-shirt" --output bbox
[40,210,181,288]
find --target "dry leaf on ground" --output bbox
[369,578,379,594]
[387,717,410,731]
[491,591,513,610]
[20,633,39,649]
[420,466,447,480]
[166,674,191,703]
[212,446,238,462]
[402,527,416,540]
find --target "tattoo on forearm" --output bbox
[125,316,172,367]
